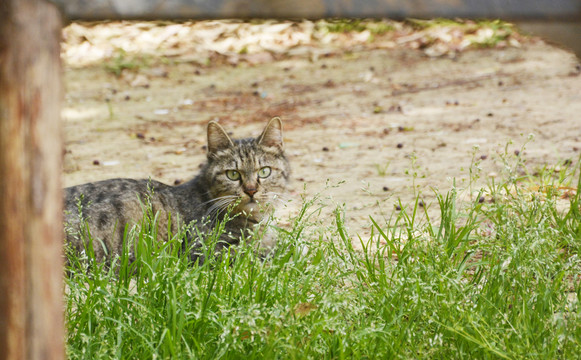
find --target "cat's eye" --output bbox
[258,166,271,178]
[225,170,240,181]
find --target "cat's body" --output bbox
[64,118,290,264]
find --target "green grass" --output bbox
[407,18,515,48]
[316,19,395,35]
[65,157,581,359]
[103,48,154,77]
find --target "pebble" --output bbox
[154,109,170,115]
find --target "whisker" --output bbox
[201,195,238,207]
[204,196,241,223]
[256,192,292,205]
[206,198,233,215]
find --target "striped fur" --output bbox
[64,118,290,264]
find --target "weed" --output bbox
[404,152,422,197]
[317,19,395,35]
[104,48,151,77]
[375,161,390,176]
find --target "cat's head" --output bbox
[202,118,290,223]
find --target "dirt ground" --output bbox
[62,21,581,240]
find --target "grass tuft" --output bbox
[65,156,581,359]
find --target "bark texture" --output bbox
[0,0,64,359]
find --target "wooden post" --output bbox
[0,0,65,359]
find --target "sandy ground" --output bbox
[62,21,581,240]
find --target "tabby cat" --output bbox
[64,118,290,264]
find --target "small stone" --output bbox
[324,79,335,87]
[154,109,170,115]
[130,74,150,88]
[149,66,168,78]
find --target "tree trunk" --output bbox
[0,1,64,359]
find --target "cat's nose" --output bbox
[244,187,258,197]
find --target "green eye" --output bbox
[225,170,240,181]
[258,166,271,178]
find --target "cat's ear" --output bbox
[258,117,283,149]
[207,121,234,155]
